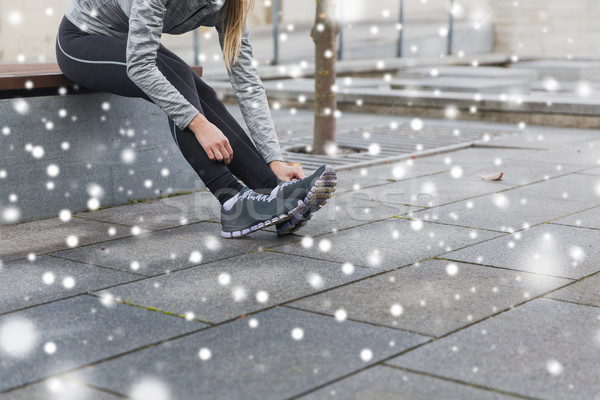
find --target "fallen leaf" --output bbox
[481,172,504,181]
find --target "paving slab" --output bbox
[96,250,374,324]
[389,77,531,95]
[507,140,600,167]
[477,128,600,150]
[341,174,512,209]
[66,307,428,400]
[76,190,220,230]
[1,378,125,400]
[299,366,515,400]
[444,223,600,279]
[504,174,600,204]
[396,65,539,81]
[389,298,600,400]
[272,218,501,270]
[335,159,450,193]
[418,175,600,232]
[551,206,600,230]
[0,295,203,391]
[266,191,420,237]
[545,272,600,308]
[0,217,150,263]
[0,256,140,315]
[51,222,300,276]
[458,159,583,186]
[290,259,569,337]
[417,146,541,167]
[579,166,600,176]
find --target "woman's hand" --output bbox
[188,113,233,165]
[269,161,305,181]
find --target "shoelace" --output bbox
[240,189,273,202]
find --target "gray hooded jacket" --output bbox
[65,0,283,163]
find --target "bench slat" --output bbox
[0,63,203,92]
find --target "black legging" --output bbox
[55,16,278,204]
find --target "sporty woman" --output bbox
[56,0,336,238]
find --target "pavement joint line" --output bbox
[406,202,600,238]
[272,207,420,240]
[543,203,600,220]
[542,296,600,310]
[34,219,212,258]
[72,214,159,231]
[380,365,541,400]
[282,304,436,338]
[0,250,250,317]
[262,216,401,250]
[111,297,214,325]
[397,215,507,233]
[82,250,257,292]
[58,376,132,400]
[265,216,507,270]
[73,212,216,231]
[286,338,437,400]
[45,253,148,277]
[24,220,202,259]
[547,222,600,232]
[502,156,599,170]
[471,143,547,151]
[434,257,578,281]
[48,245,249,278]
[0,273,146,317]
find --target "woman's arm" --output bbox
[126,0,199,130]
[215,18,285,165]
[126,0,233,164]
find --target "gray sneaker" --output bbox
[276,165,337,235]
[220,186,305,238]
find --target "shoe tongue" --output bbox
[270,185,281,197]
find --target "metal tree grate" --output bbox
[280,119,518,172]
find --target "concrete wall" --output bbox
[492,0,600,57]
[0,93,203,225]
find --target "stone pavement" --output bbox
[1,122,600,400]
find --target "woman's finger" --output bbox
[219,145,231,165]
[204,146,216,161]
[213,147,224,161]
[224,140,234,160]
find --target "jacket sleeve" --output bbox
[126,0,200,130]
[215,17,284,164]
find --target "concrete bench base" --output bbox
[1,92,203,225]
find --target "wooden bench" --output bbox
[0,63,203,93]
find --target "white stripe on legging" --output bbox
[56,34,127,66]
[57,33,180,147]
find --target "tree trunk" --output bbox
[311,0,339,155]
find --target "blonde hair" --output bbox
[222,0,255,70]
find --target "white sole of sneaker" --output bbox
[276,165,337,236]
